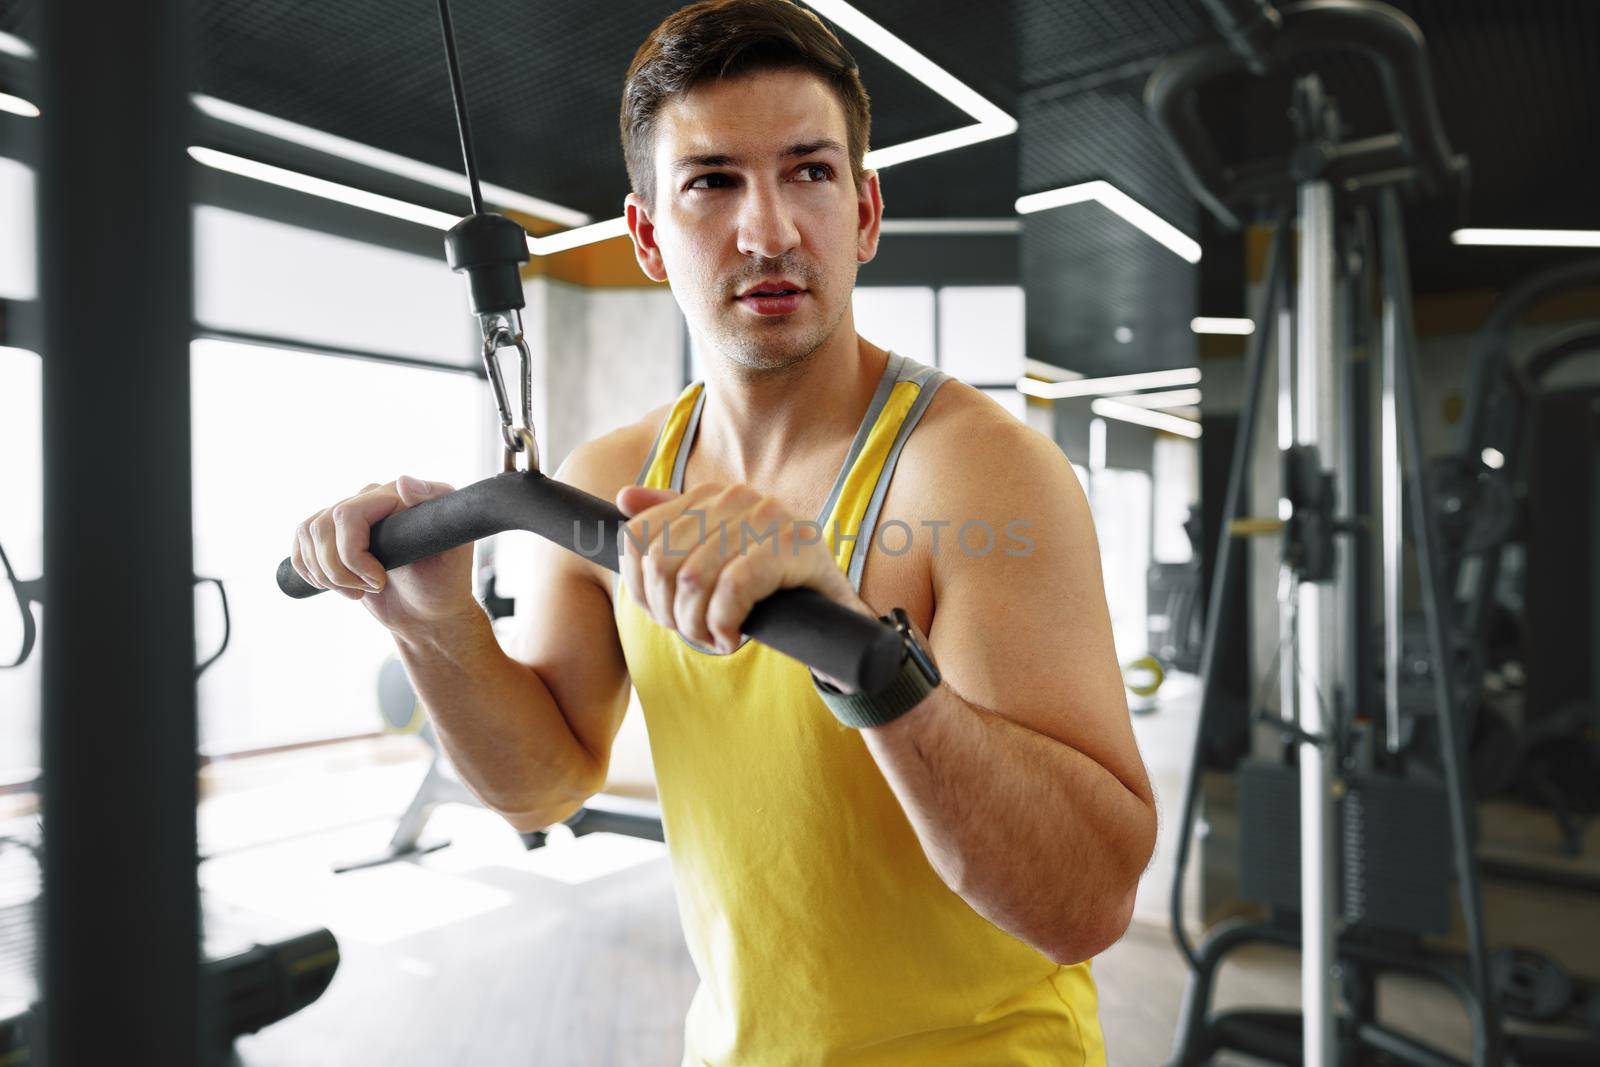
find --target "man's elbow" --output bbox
[1043,813,1153,964]
[1042,884,1138,966]
[489,770,607,835]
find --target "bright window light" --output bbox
[1114,388,1202,409]
[1015,180,1202,263]
[0,31,32,59]
[0,93,38,119]
[1092,397,1202,438]
[192,95,589,228]
[1015,366,1201,401]
[1452,228,1600,249]
[1089,417,1107,473]
[1191,316,1254,335]
[189,147,462,230]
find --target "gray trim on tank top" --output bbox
[667,386,708,492]
[846,359,948,591]
[813,351,903,528]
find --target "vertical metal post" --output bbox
[39,1,201,1064]
[1380,247,1403,754]
[1293,175,1339,1067]
[1277,299,1297,732]
[1382,188,1497,1065]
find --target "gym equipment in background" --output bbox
[334,568,664,875]
[1,541,231,677]
[1146,1,1498,1064]
[1428,262,1600,856]
[1144,507,1207,685]
[0,835,340,1064]
[0,557,339,1058]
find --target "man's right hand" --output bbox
[289,475,476,633]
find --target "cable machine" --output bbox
[1145,2,1493,1064]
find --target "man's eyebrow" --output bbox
[670,139,848,173]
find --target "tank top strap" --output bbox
[822,353,948,590]
[637,381,706,490]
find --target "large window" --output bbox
[0,345,41,780]
[190,340,488,753]
[194,207,475,366]
[852,286,936,361]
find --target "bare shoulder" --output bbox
[535,402,672,589]
[894,378,1086,519]
[554,401,673,501]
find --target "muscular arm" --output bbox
[857,405,1156,964]
[392,432,644,832]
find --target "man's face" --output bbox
[625,69,882,373]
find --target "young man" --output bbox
[289,1,1155,1062]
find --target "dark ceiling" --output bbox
[0,0,1595,377]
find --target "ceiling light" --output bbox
[805,0,1015,172]
[1481,447,1505,470]
[189,147,461,230]
[1114,388,1202,409]
[879,218,1021,235]
[192,95,590,227]
[1451,228,1600,249]
[1191,316,1254,335]
[1114,326,1134,344]
[528,216,630,255]
[0,92,38,119]
[0,31,32,59]
[1091,397,1202,438]
[1015,180,1202,263]
[1014,366,1201,400]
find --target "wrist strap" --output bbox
[812,658,936,729]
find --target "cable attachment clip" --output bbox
[445,211,537,473]
[480,314,539,473]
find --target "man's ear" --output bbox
[856,169,884,265]
[625,192,670,283]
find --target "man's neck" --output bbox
[696,330,889,485]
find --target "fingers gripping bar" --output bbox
[275,474,904,694]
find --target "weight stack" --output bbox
[1238,760,1454,935]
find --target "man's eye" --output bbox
[796,164,833,182]
[687,173,733,191]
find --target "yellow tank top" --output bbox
[615,353,1107,1066]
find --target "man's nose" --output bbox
[736,181,801,260]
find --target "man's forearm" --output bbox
[860,686,1156,965]
[391,606,602,827]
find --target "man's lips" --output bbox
[737,290,807,316]
[736,278,806,299]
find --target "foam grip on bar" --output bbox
[274,473,903,692]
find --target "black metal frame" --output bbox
[39,1,206,1063]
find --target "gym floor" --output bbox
[171,732,1482,1066]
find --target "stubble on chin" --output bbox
[712,290,852,376]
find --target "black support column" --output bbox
[39,1,201,1064]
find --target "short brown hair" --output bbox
[620,0,872,206]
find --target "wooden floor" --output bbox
[188,745,1491,1067]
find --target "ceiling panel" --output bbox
[0,0,1594,309]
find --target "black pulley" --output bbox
[445,212,529,317]
[1491,947,1574,1022]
